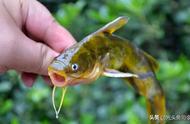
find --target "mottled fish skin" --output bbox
[48,16,166,124]
[77,33,165,124]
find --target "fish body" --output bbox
[48,17,166,124]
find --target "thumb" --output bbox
[7,33,59,75]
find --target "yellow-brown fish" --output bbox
[48,16,166,124]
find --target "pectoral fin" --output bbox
[103,68,138,78]
[95,16,129,35]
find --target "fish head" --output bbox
[48,43,103,87]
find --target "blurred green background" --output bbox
[0,0,190,124]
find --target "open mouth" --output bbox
[52,73,65,82]
[48,71,67,87]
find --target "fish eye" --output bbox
[71,63,79,71]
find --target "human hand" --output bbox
[0,0,76,86]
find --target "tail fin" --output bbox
[147,90,166,124]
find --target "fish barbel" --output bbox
[48,16,166,124]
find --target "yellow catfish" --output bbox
[48,16,166,124]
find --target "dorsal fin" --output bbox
[94,16,129,35]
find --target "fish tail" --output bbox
[146,87,166,124]
[126,77,166,124]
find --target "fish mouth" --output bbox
[48,66,82,87]
[48,67,68,87]
[49,71,80,87]
[48,62,103,87]
[52,73,65,83]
